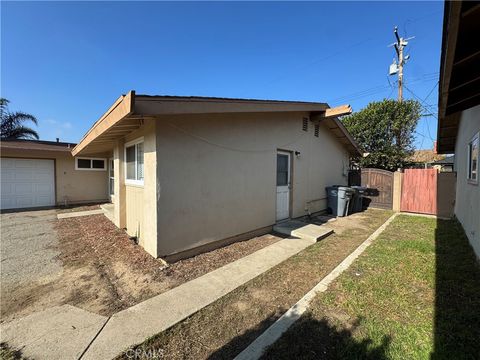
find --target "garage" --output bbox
[1,158,55,210]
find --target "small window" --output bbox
[314,124,320,137]
[276,154,289,186]
[125,138,144,185]
[75,158,106,171]
[468,132,479,184]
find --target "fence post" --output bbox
[392,170,403,212]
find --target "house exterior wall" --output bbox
[0,148,109,205]
[154,112,349,258]
[114,120,158,257]
[454,105,480,258]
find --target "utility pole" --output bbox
[388,26,414,102]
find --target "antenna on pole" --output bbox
[388,26,414,102]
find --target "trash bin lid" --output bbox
[351,186,368,193]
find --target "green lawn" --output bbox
[262,215,480,359]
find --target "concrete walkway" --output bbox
[57,209,105,219]
[1,228,331,360]
[1,305,108,360]
[81,234,330,359]
[234,213,398,360]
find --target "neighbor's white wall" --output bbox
[155,112,349,257]
[454,105,480,258]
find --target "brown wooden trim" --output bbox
[324,104,352,118]
[72,91,135,156]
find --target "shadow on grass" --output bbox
[433,219,480,359]
[207,313,391,360]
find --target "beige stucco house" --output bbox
[0,139,109,209]
[437,1,480,258]
[72,93,360,260]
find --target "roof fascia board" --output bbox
[72,91,135,156]
[437,1,462,144]
[134,97,327,115]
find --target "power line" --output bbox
[404,84,438,118]
[329,74,437,104]
[404,84,438,143]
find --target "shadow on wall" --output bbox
[432,218,480,359]
[207,313,391,360]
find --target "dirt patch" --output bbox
[119,209,393,360]
[2,213,280,321]
[55,215,280,316]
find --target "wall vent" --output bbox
[314,124,320,137]
[302,117,309,132]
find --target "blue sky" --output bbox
[2,1,443,149]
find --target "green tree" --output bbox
[0,98,39,140]
[342,99,422,171]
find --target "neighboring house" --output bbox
[407,149,446,169]
[432,155,455,172]
[437,1,480,257]
[72,92,360,259]
[0,139,109,209]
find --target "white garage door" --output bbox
[1,158,55,210]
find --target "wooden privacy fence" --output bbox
[400,169,437,214]
[399,169,456,217]
[349,168,456,216]
[349,168,394,209]
[362,169,394,209]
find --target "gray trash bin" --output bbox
[326,186,354,217]
[349,186,367,213]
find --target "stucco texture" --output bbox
[154,112,349,257]
[454,105,480,258]
[1,149,109,205]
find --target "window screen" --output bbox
[126,145,136,180]
[77,159,91,169]
[277,154,289,186]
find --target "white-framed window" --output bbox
[467,132,479,184]
[75,157,106,171]
[125,137,144,186]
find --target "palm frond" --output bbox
[7,112,38,126]
[0,99,39,140]
[2,126,39,140]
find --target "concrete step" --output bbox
[100,203,115,223]
[273,220,334,242]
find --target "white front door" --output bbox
[276,151,291,221]
[0,158,55,210]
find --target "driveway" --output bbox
[1,207,282,323]
[1,209,62,322]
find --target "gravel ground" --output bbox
[1,209,63,322]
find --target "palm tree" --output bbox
[0,98,39,140]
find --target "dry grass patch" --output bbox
[120,209,393,359]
